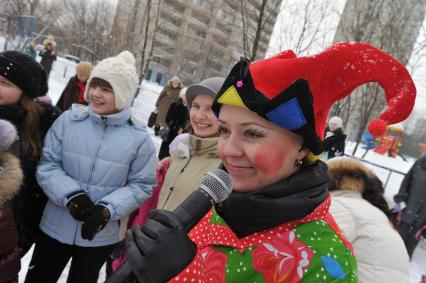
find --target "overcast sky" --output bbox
[267,0,426,126]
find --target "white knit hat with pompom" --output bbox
[84,51,139,110]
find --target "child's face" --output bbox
[77,73,89,82]
[0,75,22,105]
[88,83,118,115]
[329,122,339,132]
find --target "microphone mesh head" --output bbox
[200,169,233,203]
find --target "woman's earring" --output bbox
[295,159,303,168]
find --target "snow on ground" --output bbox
[16,59,426,282]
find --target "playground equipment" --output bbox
[420,143,426,154]
[374,124,404,157]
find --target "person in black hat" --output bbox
[0,50,61,256]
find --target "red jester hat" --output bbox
[212,42,416,158]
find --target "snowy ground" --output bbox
[15,58,426,282]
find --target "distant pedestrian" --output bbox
[24,42,37,59]
[158,87,189,159]
[154,76,183,135]
[39,36,57,79]
[394,153,426,257]
[323,116,346,159]
[56,61,92,111]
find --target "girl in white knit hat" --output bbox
[24,51,157,283]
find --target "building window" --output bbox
[158,27,178,41]
[215,22,232,35]
[213,35,228,48]
[152,56,172,67]
[208,47,224,59]
[163,0,185,13]
[181,63,196,75]
[206,59,222,72]
[224,0,238,10]
[218,9,234,23]
[191,10,210,25]
[183,49,201,63]
[160,11,182,27]
[188,25,206,39]
[193,0,213,12]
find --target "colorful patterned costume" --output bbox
[171,197,358,283]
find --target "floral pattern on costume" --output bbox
[170,196,358,282]
[252,230,313,283]
[201,247,227,283]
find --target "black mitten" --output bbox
[81,204,111,240]
[67,193,95,221]
[126,209,197,283]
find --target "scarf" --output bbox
[217,161,329,238]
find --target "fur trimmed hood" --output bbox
[326,156,373,193]
[0,153,23,204]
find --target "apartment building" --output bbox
[112,0,281,85]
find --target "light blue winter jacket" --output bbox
[36,104,157,247]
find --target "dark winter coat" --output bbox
[394,155,426,229]
[39,49,56,75]
[0,153,23,283]
[323,127,346,159]
[56,75,88,111]
[155,81,182,127]
[0,102,61,256]
[158,99,189,159]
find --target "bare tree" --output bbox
[330,0,426,154]
[240,0,282,61]
[49,0,115,61]
[1,0,60,50]
[268,0,341,56]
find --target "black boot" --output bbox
[154,125,160,136]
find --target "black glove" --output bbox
[67,193,95,221]
[81,204,111,240]
[126,209,197,283]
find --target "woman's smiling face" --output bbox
[189,94,219,138]
[217,105,308,192]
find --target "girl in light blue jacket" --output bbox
[25,51,157,283]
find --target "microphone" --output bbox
[106,168,232,283]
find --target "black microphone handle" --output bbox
[173,188,215,231]
[105,260,137,283]
[106,189,216,283]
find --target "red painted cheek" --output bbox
[254,145,285,176]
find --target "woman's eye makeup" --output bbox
[218,126,229,135]
[245,128,266,138]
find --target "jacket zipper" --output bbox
[73,116,108,244]
[88,117,108,183]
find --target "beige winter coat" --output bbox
[157,135,221,211]
[155,81,182,127]
[330,190,409,283]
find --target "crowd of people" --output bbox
[0,38,425,283]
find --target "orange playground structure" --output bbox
[374,125,404,158]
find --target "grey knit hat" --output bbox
[186,77,225,107]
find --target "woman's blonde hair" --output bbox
[76,61,92,78]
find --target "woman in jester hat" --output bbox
[124,42,416,283]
